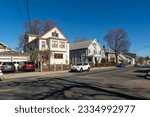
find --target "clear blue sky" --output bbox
[0,0,150,56]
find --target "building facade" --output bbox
[70,39,105,65]
[105,50,128,64]
[0,42,29,63]
[0,51,30,62]
[24,26,70,70]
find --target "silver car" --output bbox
[0,62,16,72]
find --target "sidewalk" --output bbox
[3,66,117,80]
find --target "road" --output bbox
[0,66,150,100]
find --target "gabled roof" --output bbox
[0,42,11,50]
[119,54,127,60]
[70,40,93,50]
[26,26,69,44]
[124,53,136,58]
[40,26,69,40]
[0,51,29,56]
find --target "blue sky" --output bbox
[0,0,150,56]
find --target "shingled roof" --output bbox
[0,42,11,50]
[0,51,29,56]
[70,40,93,50]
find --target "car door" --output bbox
[83,63,88,70]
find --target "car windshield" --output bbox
[76,63,82,66]
[25,62,34,64]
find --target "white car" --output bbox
[71,63,90,72]
[145,71,150,80]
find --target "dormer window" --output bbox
[52,31,59,37]
[92,43,97,49]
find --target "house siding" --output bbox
[70,39,105,65]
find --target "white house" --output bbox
[105,50,128,64]
[123,53,137,65]
[24,26,70,70]
[70,39,105,65]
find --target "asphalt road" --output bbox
[0,66,150,100]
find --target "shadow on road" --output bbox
[0,78,148,100]
[134,69,149,73]
[136,75,146,79]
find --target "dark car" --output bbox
[0,62,16,72]
[22,61,36,71]
[117,63,126,67]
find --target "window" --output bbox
[52,31,59,37]
[99,50,101,55]
[88,49,91,54]
[54,53,63,59]
[52,41,58,48]
[93,50,97,55]
[59,41,65,48]
[93,43,97,49]
[88,57,92,62]
[41,41,46,49]
[83,63,88,65]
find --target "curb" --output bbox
[2,66,133,80]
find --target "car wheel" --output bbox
[80,68,83,72]
[145,72,150,80]
[87,67,90,72]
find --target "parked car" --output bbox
[0,62,16,72]
[145,71,150,80]
[117,63,126,67]
[135,63,140,66]
[22,61,36,71]
[71,62,90,72]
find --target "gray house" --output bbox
[70,39,105,65]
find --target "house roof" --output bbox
[40,26,69,41]
[105,49,115,53]
[25,26,69,45]
[0,42,11,50]
[0,51,29,56]
[119,54,127,60]
[70,40,93,50]
[124,53,136,58]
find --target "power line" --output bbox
[25,0,32,33]
[15,0,23,18]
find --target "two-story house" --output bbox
[70,39,105,65]
[24,26,70,70]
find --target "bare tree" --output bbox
[75,36,91,43]
[104,29,131,66]
[16,19,58,51]
[16,35,26,51]
[24,19,58,35]
[24,19,42,35]
[42,20,58,33]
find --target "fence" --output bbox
[38,64,70,72]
